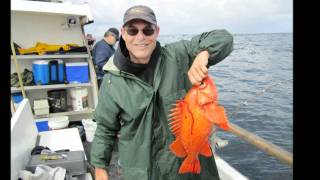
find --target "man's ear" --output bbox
[121,27,126,41]
[155,26,160,37]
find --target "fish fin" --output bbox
[206,105,230,130]
[179,156,201,174]
[215,106,230,130]
[168,100,184,136]
[218,122,230,131]
[169,139,187,158]
[199,142,212,157]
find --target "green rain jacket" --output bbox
[91,29,234,180]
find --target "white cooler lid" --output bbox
[66,62,88,66]
[32,59,63,64]
[32,60,48,65]
[50,59,64,64]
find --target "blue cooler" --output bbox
[35,120,49,132]
[33,60,49,85]
[48,59,64,84]
[33,59,64,85]
[12,92,23,104]
[66,62,89,83]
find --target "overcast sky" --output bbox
[71,0,292,37]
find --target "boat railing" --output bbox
[220,122,293,166]
[221,78,293,166]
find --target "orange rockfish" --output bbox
[168,76,230,174]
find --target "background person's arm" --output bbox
[93,42,113,69]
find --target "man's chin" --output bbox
[133,53,151,60]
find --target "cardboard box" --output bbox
[33,99,49,116]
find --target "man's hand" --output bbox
[95,167,109,180]
[188,50,210,85]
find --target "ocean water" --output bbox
[158,33,293,180]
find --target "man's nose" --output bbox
[136,30,145,40]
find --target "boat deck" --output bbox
[82,140,248,180]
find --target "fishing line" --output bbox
[211,78,292,150]
[228,78,292,119]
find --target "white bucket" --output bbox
[48,116,69,130]
[81,119,97,142]
[70,87,88,111]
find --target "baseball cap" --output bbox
[105,28,119,41]
[123,5,157,26]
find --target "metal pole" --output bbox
[80,21,99,108]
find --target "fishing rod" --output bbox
[229,78,292,119]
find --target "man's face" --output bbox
[104,33,117,46]
[121,20,159,64]
[108,34,117,45]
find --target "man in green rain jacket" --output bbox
[91,5,233,180]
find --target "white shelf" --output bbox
[11,83,91,93]
[49,108,94,117]
[34,108,94,120]
[11,3,98,123]
[11,54,89,60]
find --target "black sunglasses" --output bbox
[125,26,155,36]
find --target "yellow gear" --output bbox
[18,42,80,55]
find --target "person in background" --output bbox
[86,33,96,55]
[90,5,233,180]
[92,28,119,88]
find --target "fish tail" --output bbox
[179,156,201,174]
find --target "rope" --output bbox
[228,78,292,119]
[11,41,27,98]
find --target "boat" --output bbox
[11,98,249,180]
[10,1,291,180]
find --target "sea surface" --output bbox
[158,32,293,180]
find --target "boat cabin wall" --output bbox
[11,11,85,48]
